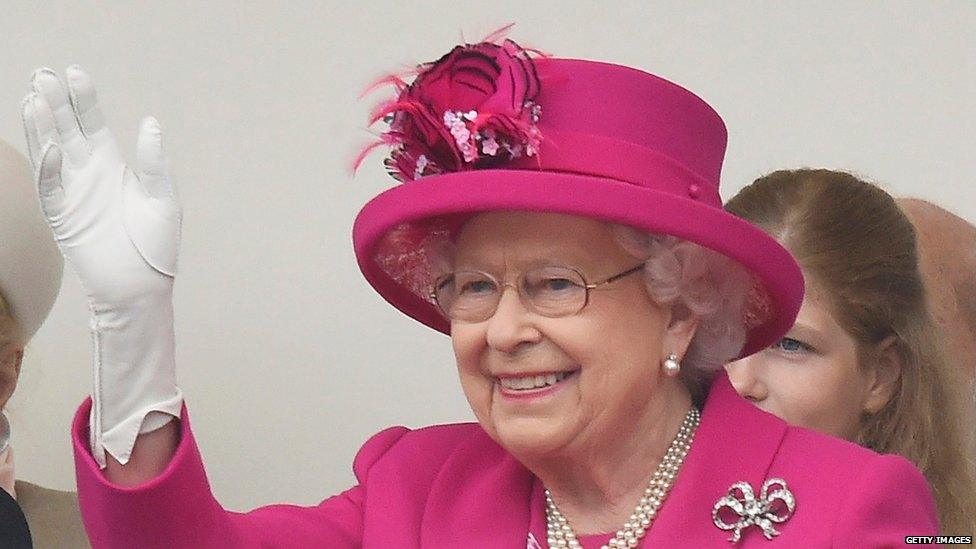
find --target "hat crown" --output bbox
[529,59,727,189]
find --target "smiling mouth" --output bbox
[496,370,576,392]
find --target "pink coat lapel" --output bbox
[646,371,788,545]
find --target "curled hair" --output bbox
[0,293,23,407]
[0,293,22,354]
[725,168,976,533]
[612,226,754,401]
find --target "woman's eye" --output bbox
[459,280,495,295]
[772,337,813,353]
[544,278,577,291]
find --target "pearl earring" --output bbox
[663,353,681,376]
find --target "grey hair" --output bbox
[612,225,753,381]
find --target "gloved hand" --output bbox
[22,66,184,468]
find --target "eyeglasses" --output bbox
[430,263,646,322]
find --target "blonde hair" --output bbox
[0,292,23,352]
[725,168,976,533]
[0,292,24,406]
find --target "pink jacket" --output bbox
[72,373,938,548]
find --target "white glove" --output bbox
[22,66,184,468]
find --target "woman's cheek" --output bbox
[452,328,485,376]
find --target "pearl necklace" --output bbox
[545,407,700,549]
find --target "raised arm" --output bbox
[22,67,182,483]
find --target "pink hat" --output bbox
[352,35,803,358]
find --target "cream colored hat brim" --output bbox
[0,138,63,341]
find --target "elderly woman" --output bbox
[0,138,89,548]
[24,35,937,547]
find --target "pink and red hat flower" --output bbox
[360,31,545,182]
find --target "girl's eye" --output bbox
[772,337,814,353]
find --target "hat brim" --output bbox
[353,169,803,359]
[0,140,63,341]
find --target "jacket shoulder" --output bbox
[770,426,938,541]
[352,423,490,482]
[776,423,921,481]
[832,452,938,541]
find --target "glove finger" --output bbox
[27,94,58,159]
[21,93,43,170]
[31,68,89,167]
[135,116,178,202]
[36,143,68,227]
[28,94,87,197]
[65,65,109,144]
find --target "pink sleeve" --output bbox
[72,398,409,548]
[831,453,939,546]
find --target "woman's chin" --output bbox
[469,369,583,456]
[489,414,575,458]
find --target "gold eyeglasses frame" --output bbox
[429,262,647,322]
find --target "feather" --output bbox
[359,68,418,99]
[351,133,402,174]
[482,22,516,44]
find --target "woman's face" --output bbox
[725,279,873,441]
[449,212,686,459]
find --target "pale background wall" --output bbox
[0,1,972,510]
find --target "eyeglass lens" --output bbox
[434,266,588,321]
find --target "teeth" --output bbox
[499,371,571,391]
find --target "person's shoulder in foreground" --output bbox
[0,481,32,549]
[15,480,90,548]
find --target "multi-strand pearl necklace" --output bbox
[545,407,700,549]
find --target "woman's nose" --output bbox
[725,358,768,402]
[485,286,541,353]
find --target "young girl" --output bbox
[725,168,976,533]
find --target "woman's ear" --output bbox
[661,303,700,362]
[862,335,902,414]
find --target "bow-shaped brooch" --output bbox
[712,478,795,543]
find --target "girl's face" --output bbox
[725,279,886,441]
